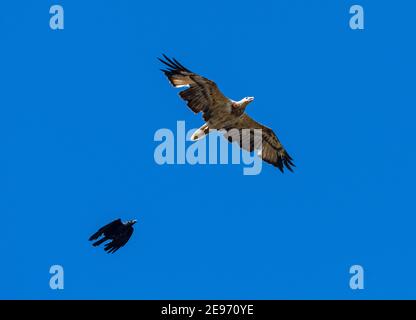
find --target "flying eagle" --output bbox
[159,55,295,172]
[89,219,137,253]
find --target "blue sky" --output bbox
[1,0,416,299]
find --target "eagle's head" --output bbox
[239,96,255,108]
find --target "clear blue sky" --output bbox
[1,0,416,299]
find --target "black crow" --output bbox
[89,219,137,253]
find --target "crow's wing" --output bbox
[89,219,122,241]
[104,227,134,254]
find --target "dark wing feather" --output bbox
[88,219,122,241]
[225,114,295,173]
[159,55,232,124]
[104,227,134,254]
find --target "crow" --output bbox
[89,219,137,253]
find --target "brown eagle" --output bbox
[159,55,295,172]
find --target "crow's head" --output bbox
[126,219,137,226]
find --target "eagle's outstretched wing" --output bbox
[159,55,233,125]
[88,219,122,241]
[225,114,295,173]
[104,228,134,254]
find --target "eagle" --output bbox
[159,55,295,172]
[89,219,137,253]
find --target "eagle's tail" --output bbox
[191,123,210,141]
